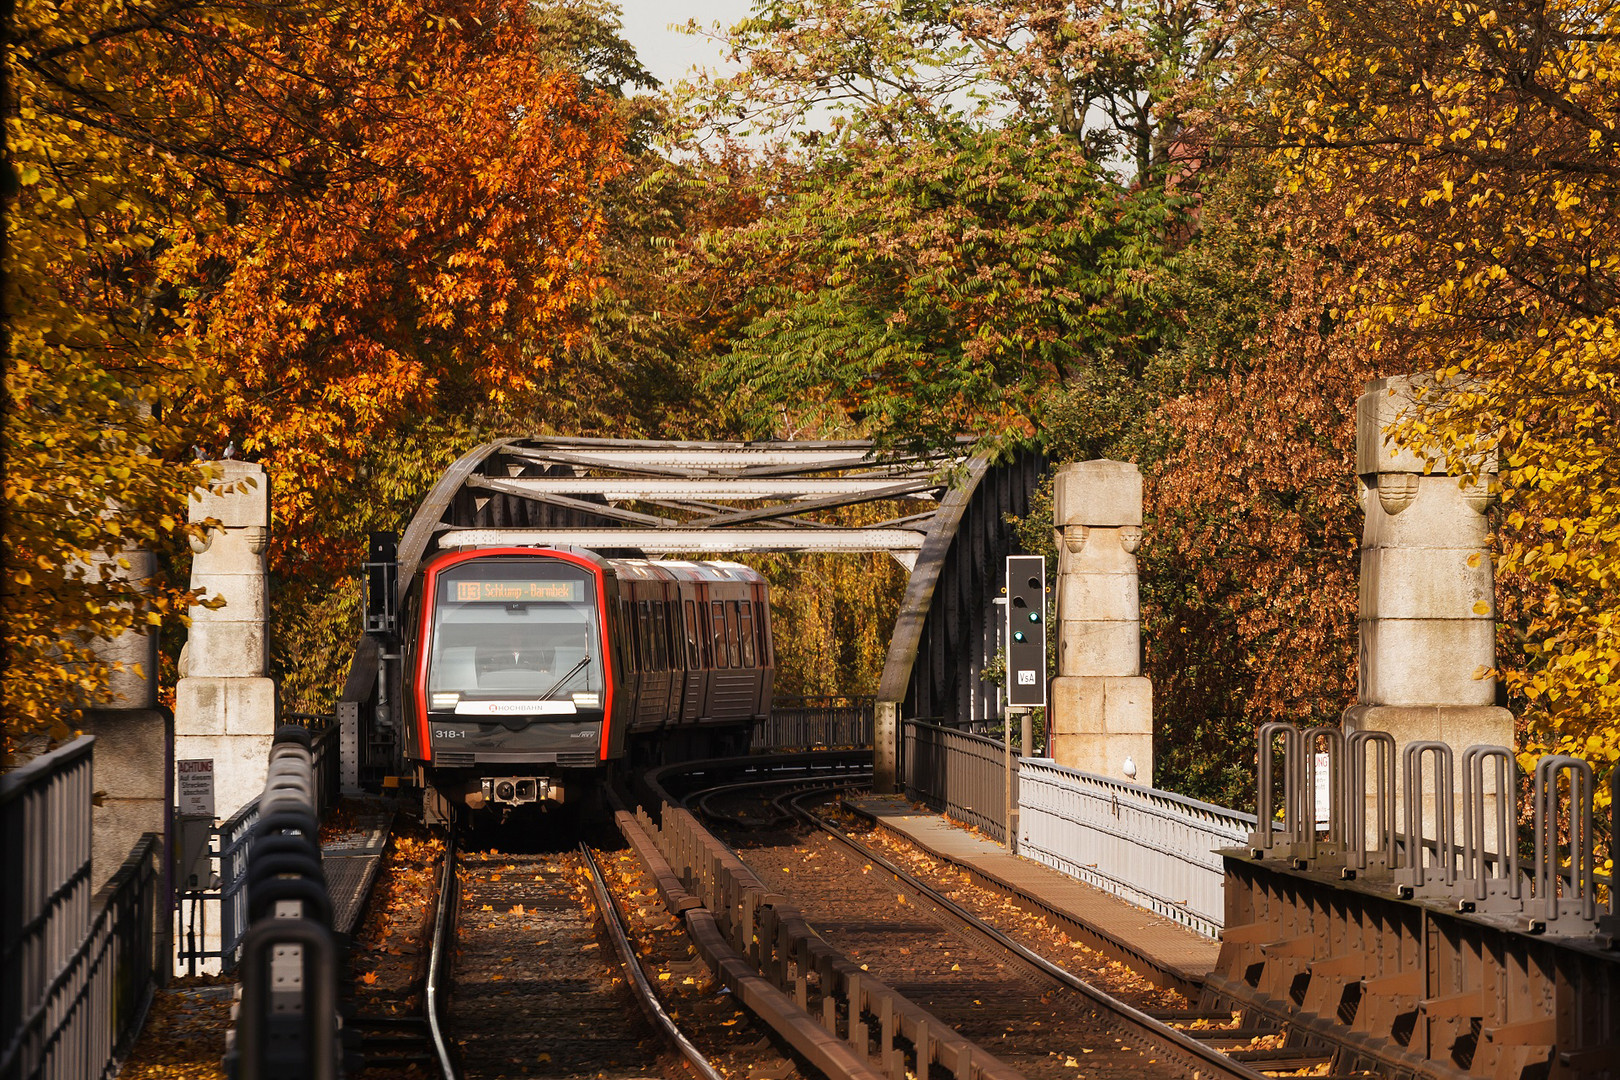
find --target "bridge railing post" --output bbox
[1345,729,1397,876]
[1394,739,1456,897]
[1459,744,1520,912]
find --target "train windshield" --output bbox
[428,560,603,697]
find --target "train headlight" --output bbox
[430,692,461,710]
[570,691,601,708]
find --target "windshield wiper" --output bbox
[539,656,591,701]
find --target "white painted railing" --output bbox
[1017,758,1254,938]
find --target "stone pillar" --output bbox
[1344,376,1513,835]
[173,462,277,821]
[1048,460,1152,781]
[172,462,275,974]
[84,547,170,893]
[88,547,160,710]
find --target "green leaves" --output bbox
[701,128,1184,449]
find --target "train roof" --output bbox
[418,547,765,587]
[610,558,765,585]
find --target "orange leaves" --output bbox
[156,0,630,568]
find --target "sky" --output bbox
[616,0,756,91]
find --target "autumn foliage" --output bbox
[5,0,628,743]
[182,1,629,558]
[1249,0,1620,787]
[8,0,1617,816]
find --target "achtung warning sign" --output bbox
[177,759,215,817]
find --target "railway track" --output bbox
[354,752,1381,1080]
[680,773,1383,1080]
[405,816,812,1080]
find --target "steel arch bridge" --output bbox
[349,436,1043,790]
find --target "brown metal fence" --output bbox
[756,697,875,751]
[1,737,165,1080]
[901,720,1012,843]
[283,713,341,817]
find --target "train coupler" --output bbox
[481,776,564,807]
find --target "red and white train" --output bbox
[392,547,773,812]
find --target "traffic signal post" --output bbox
[1003,555,1046,850]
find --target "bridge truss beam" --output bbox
[385,436,1044,790]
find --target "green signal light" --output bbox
[1028,612,1040,623]
[1012,631,1027,643]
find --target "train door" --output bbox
[754,590,775,715]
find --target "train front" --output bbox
[409,549,613,811]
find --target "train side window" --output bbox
[638,601,652,671]
[755,601,769,665]
[697,601,712,668]
[684,600,700,668]
[711,600,728,668]
[726,602,741,668]
[655,601,669,671]
[738,603,755,666]
[665,599,678,671]
[665,599,676,672]
[648,601,660,671]
[627,600,639,672]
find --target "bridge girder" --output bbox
[393,436,1044,789]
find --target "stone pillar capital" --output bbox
[1355,374,1498,480]
[1053,459,1143,528]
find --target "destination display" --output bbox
[447,579,585,603]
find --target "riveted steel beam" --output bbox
[436,528,930,554]
[469,476,947,501]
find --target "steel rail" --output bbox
[788,792,1276,1080]
[580,843,728,1080]
[640,749,873,811]
[425,824,459,1080]
[685,772,873,825]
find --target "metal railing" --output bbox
[179,713,338,975]
[1017,759,1254,938]
[902,720,1012,843]
[224,725,342,1080]
[1252,722,1620,942]
[283,713,341,817]
[756,696,875,751]
[2,737,165,1080]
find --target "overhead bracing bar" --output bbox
[468,476,945,501]
[436,528,930,554]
